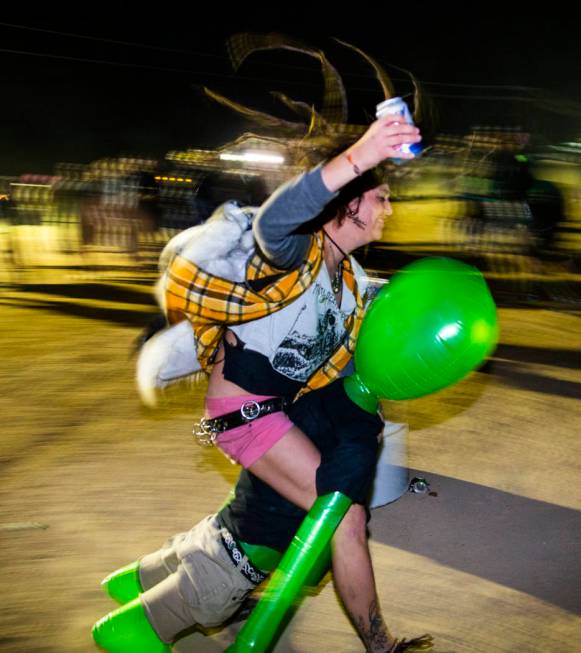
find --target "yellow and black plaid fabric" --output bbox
[164,231,366,399]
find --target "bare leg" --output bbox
[332,505,396,652]
[249,426,396,653]
[248,426,320,510]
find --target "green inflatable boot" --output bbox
[101,561,143,605]
[92,597,170,653]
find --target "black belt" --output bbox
[194,397,289,446]
[220,529,267,586]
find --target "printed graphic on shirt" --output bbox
[272,283,348,380]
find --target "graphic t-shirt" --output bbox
[229,257,366,383]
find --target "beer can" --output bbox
[376,97,422,158]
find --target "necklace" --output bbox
[323,229,347,294]
[331,261,343,294]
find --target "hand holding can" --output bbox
[376,97,423,159]
[345,114,421,173]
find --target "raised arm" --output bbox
[254,117,421,269]
[253,164,337,269]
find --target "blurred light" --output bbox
[11,183,51,188]
[155,176,192,184]
[220,151,285,165]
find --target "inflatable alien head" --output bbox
[344,257,498,413]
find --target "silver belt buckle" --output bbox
[240,400,261,421]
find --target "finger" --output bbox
[376,115,408,127]
[376,115,419,131]
[384,134,422,149]
[382,123,421,137]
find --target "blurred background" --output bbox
[1,13,580,653]
[1,13,579,308]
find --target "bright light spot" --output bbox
[11,183,50,188]
[220,151,285,165]
[438,322,461,341]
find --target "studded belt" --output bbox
[220,528,267,585]
[193,397,289,446]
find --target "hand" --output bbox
[320,118,422,193]
[347,117,422,170]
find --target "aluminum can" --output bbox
[376,97,422,157]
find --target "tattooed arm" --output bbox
[355,598,394,653]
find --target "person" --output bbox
[94,378,432,653]
[193,116,422,652]
[94,116,426,653]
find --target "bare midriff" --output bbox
[206,330,251,399]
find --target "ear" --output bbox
[346,197,360,214]
[345,195,363,217]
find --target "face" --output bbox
[346,184,392,246]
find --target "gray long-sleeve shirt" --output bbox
[253,165,339,270]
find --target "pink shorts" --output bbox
[205,394,294,468]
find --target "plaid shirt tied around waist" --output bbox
[164,231,366,399]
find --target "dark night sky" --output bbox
[1,10,579,174]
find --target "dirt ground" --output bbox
[1,301,580,653]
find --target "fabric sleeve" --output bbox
[253,164,339,269]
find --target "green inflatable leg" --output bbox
[101,561,143,605]
[225,491,351,653]
[92,597,170,653]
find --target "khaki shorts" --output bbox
[139,515,262,642]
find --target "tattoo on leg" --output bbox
[356,598,391,652]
